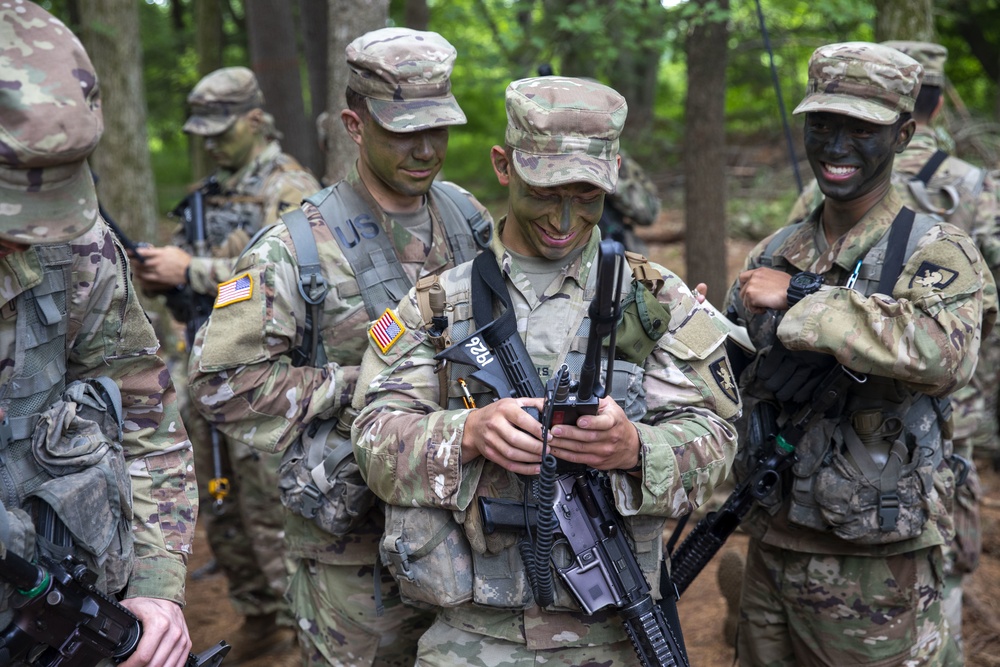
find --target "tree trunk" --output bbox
[875,0,934,42]
[323,0,389,185]
[299,0,328,176]
[683,0,730,307]
[193,0,224,181]
[77,0,158,241]
[246,1,319,177]
[405,0,430,30]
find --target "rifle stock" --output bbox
[0,550,230,667]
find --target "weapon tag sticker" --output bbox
[709,358,739,404]
[909,261,957,290]
[215,273,253,308]
[370,308,406,354]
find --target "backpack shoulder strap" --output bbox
[430,182,493,263]
[282,207,330,367]
[758,223,805,270]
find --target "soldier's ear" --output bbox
[341,110,364,147]
[245,108,265,133]
[895,118,917,153]
[491,145,511,186]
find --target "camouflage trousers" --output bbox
[952,325,1000,457]
[737,539,960,666]
[287,557,435,667]
[414,621,639,667]
[184,401,290,618]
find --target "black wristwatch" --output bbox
[786,271,823,307]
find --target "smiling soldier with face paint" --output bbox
[723,42,998,667]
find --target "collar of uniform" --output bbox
[0,246,44,311]
[221,140,282,192]
[823,186,905,274]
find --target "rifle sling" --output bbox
[470,252,519,348]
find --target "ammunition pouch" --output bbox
[24,379,134,595]
[277,409,376,536]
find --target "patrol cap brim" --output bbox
[0,160,99,244]
[366,95,467,133]
[510,149,619,194]
[183,113,239,136]
[793,93,900,125]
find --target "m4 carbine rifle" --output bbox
[436,240,687,667]
[667,363,865,596]
[0,549,229,667]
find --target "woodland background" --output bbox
[35,0,1000,306]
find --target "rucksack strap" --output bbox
[431,182,493,258]
[914,150,949,185]
[283,208,330,366]
[876,207,916,296]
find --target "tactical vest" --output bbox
[380,258,665,613]
[274,180,492,536]
[750,209,953,545]
[0,244,132,624]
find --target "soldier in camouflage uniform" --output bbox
[189,28,493,667]
[727,43,996,666]
[785,41,1000,651]
[134,67,320,663]
[350,76,741,666]
[0,4,198,665]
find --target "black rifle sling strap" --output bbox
[914,150,949,185]
[876,207,916,296]
[283,208,330,367]
[471,251,519,348]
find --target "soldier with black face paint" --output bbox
[726,42,996,666]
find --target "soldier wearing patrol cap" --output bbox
[350,76,740,665]
[727,42,996,665]
[0,3,197,666]
[189,28,494,666]
[133,66,319,664]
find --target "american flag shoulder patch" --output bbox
[369,308,405,354]
[215,272,254,308]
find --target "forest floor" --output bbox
[179,209,1000,666]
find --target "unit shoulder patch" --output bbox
[370,308,406,354]
[215,272,253,308]
[909,261,958,290]
[709,357,740,404]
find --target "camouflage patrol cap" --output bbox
[346,27,466,133]
[794,42,923,125]
[881,41,947,88]
[183,67,265,136]
[505,77,627,193]
[0,2,104,244]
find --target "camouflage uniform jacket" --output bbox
[0,220,198,603]
[180,141,320,296]
[188,167,493,565]
[351,223,740,649]
[728,187,997,557]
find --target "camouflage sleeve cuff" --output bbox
[124,555,187,605]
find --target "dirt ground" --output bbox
[180,230,1000,666]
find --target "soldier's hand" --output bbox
[462,397,544,475]
[118,597,192,667]
[132,246,192,289]
[738,267,793,314]
[545,396,641,472]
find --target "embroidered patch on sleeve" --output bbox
[909,261,958,290]
[370,308,406,353]
[709,358,740,404]
[215,273,254,308]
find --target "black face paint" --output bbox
[804,112,901,203]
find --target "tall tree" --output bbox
[683,0,730,306]
[193,0,224,181]
[246,1,319,175]
[77,0,158,241]
[323,0,389,185]
[299,0,329,176]
[405,0,430,30]
[875,0,934,42]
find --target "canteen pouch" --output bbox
[27,378,134,594]
[380,504,473,609]
[278,413,376,536]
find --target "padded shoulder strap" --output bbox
[430,182,493,260]
[913,150,949,185]
[283,207,329,366]
[757,223,804,270]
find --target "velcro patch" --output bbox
[370,308,406,354]
[215,272,253,308]
[909,261,958,290]
[709,357,740,404]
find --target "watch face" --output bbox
[791,272,821,290]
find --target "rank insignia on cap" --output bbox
[370,308,406,353]
[709,358,739,404]
[909,262,957,290]
[215,273,254,308]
